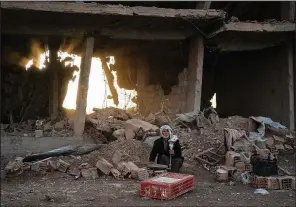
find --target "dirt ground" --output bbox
[1,161,295,207]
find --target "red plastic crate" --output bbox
[140,172,194,200]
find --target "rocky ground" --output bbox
[1,108,296,206]
[1,163,295,207]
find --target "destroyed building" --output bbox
[1,1,295,137]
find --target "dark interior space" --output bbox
[214,44,290,125]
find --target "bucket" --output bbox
[215,168,228,182]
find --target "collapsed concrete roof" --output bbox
[208,21,296,51]
[1,2,226,40]
[1,2,225,20]
[209,22,296,38]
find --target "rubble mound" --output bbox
[82,139,151,167]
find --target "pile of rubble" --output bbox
[1,116,74,138]
[3,147,152,181]
[192,115,296,190]
[2,105,296,191]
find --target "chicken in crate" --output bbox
[140,172,194,200]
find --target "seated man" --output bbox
[149,125,183,173]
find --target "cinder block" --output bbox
[252,175,268,188]
[267,176,280,190]
[278,176,293,190]
[35,130,43,138]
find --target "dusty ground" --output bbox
[1,162,295,207]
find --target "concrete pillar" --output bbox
[136,55,150,115]
[185,34,204,112]
[281,2,295,130]
[48,39,60,119]
[74,36,94,137]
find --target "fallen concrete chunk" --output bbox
[5,157,24,175]
[125,119,159,132]
[68,159,83,177]
[275,144,285,151]
[273,135,285,143]
[35,130,43,138]
[30,157,52,173]
[225,151,241,167]
[117,162,131,177]
[112,150,129,165]
[110,168,121,179]
[78,163,90,169]
[145,113,156,124]
[54,121,65,130]
[68,167,81,177]
[112,129,125,140]
[125,128,135,140]
[127,162,140,179]
[144,136,161,148]
[43,122,52,132]
[96,158,113,175]
[155,116,168,127]
[57,159,70,173]
[81,168,98,180]
[138,168,149,180]
[48,158,58,171]
[284,144,294,152]
[266,137,275,148]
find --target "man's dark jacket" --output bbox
[149,137,182,163]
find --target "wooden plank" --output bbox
[194,147,214,157]
[74,36,94,136]
[1,2,226,20]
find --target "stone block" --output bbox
[96,158,113,175]
[35,130,43,138]
[81,168,98,180]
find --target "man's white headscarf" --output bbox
[160,125,172,139]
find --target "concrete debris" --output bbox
[96,158,114,175]
[229,16,239,22]
[35,130,43,138]
[2,107,295,187]
[125,127,136,140]
[124,119,159,132]
[5,157,24,175]
[110,168,121,179]
[112,129,125,140]
[43,122,52,132]
[112,150,130,165]
[57,159,71,173]
[81,167,98,180]
[127,161,140,179]
[54,121,65,130]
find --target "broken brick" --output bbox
[112,150,129,165]
[57,159,70,173]
[35,130,43,138]
[110,168,121,179]
[125,128,135,140]
[81,168,98,180]
[96,158,113,175]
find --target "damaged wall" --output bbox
[216,44,290,126]
[1,35,77,123]
[135,41,189,116]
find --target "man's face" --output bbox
[162,129,170,139]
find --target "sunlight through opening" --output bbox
[25,50,137,114]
